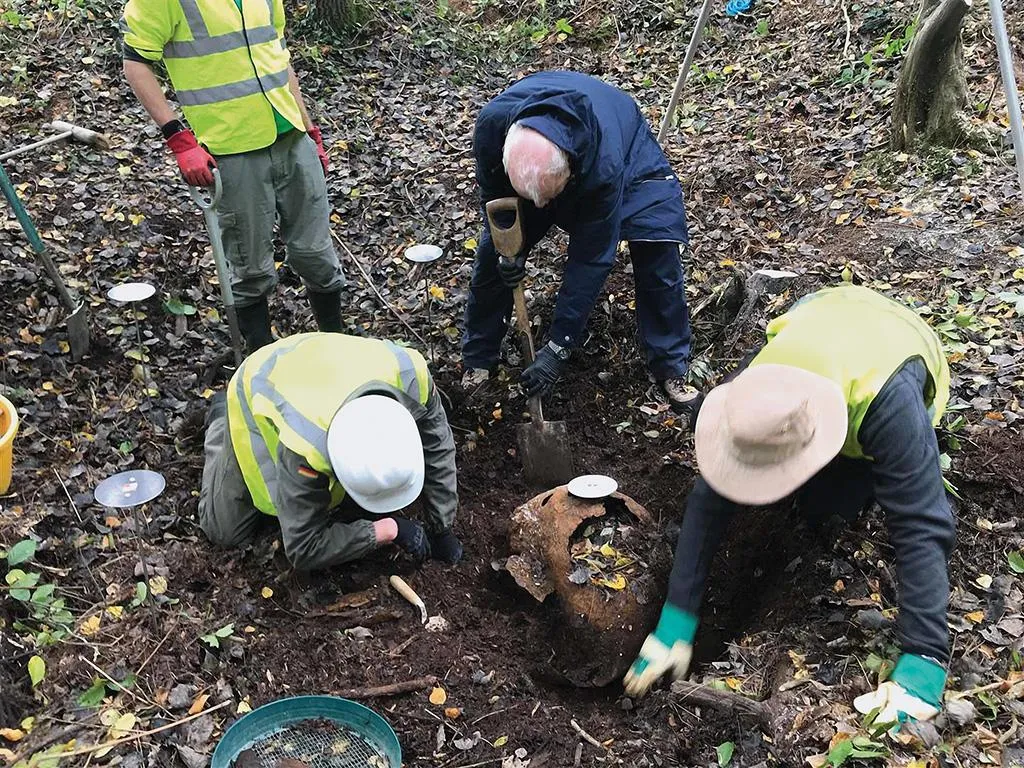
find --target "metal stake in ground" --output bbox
[988,0,1024,196]
[94,470,165,625]
[108,282,156,393]
[404,244,443,360]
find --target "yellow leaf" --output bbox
[236,699,252,714]
[261,587,274,599]
[117,165,132,177]
[148,575,167,595]
[41,381,54,391]
[104,606,124,620]
[188,693,210,715]
[595,573,626,590]
[975,574,993,590]
[129,213,145,226]
[428,285,445,301]
[835,212,851,225]
[493,735,508,748]
[463,237,478,251]
[599,544,617,558]
[833,579,845,593]
[201,388,216,399]
[104,516,121,528]
[80,614,102,637]
[965,611,985,624]
[0,729,25,742]
[765,230,781,241]
[244,625,257,633]
[725,677,744,690]
[57,341,70,353]
[429,686,447,706]
[719,258,735,267]
[492,408,502,420]
[108,713,136,739]
[444,707,461,720]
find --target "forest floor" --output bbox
[1,0,1024,766]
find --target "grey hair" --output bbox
[502,121,570,206]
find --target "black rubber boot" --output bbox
[236,297,274,353]
[308,289,343,333]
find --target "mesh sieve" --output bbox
[243,720,391,768]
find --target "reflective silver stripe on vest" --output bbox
[176,67,289,106]
[385,341,421,400]
[177,0,210,39]
[233,369,277,503]
[164,25,277,59]
[251,339,330,461]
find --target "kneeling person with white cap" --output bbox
[624,285,956,725]
[198,333,462,570]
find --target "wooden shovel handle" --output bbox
[389,575,425,610]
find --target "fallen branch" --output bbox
[671,680,772,728]
[334,675,437,700]
[28,701,232,763]
[569,719,606,750]
[331,233,428,348]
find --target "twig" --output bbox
[841,1,852,62]
[10,719,95,766]
[331,233,428,348]
[948,679,1009,700]
[79,655,157,710]
[35,700,232,762]
[570,719,605,750]
[671,680,772,729]
[334,675,437,700]
[135,623,175,676]
[52,468,83,523]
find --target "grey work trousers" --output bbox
[214,129,346,306]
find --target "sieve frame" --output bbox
[210,695,401,768]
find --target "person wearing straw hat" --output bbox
[624,284,956,725]
[197,333,463,571]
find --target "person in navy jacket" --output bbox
[460,71,698,413]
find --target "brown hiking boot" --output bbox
[661,378,702,422]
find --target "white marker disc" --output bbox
[404,244,443,263]
[567,474,618,499]
[107,282,156,302]
[94,469,166,508]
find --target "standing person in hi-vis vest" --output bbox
[121,0,347,351]
[198,333,463,571]
[624,285,957,726]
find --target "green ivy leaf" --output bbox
[163,297,197,316]
[716,741,735,766]
[1008,550,1024,574]
[77,679,108,707]
[6,539,37,566]
[28,655,45,687]
[827,738,854,767]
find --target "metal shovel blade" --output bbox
[65,302,90,361]
[517,414,574,488]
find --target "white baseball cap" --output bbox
[327,394,424,514]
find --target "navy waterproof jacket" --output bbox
[474,71,689,349]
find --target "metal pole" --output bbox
[658,0,716,143]
[989,0,1024,196]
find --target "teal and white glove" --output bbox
[853,654,945,726]
[623,604,698,697]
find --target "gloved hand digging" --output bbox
[428,529,463,564]
[853,654,944,727]
[497,254,527,288]
[623,604,698,697]
[521,341,569,398]
[165,127,216,187]
[307,125,329,175]
[392,517,430,562]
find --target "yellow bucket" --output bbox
[0,394,19,494]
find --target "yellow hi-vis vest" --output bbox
[121,0,303,155]
[226,334,433,516]
[751,285,950,460]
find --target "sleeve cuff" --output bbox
[657,603,699,645]
[891,653,946,707]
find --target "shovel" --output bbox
[0,162,90,360]
[188,169,244,366]
[485,197,574,487]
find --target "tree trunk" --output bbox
[308,0,365,35]
[891,0,973,150]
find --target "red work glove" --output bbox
[307,124,329,175]
[166,130,216,187]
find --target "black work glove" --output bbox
[428,529,463,564]
[496,255,527,288]
[393,517,430,563]
[521,342,568,399]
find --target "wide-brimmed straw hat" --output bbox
[694,364,848,505]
